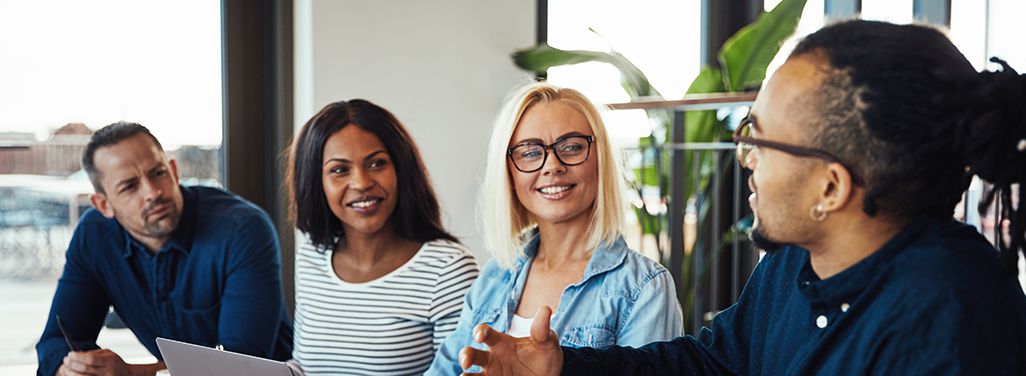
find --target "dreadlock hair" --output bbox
[288,99,458,250]
[790,20,1026,272]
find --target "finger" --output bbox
[472,323,509,348]
[531,306,553,342]
[459,346,490,370]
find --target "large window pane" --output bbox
[0,1,222,372]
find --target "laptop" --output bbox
[155,337,298,376]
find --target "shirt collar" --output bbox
[513,231,629,284]
[796,215,936,306]
[120,185,196,258]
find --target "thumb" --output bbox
[530,306,553,342]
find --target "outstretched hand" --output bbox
[458,306,563,376]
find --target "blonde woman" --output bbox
[426,82,682,375]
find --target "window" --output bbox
[0,1,222,372]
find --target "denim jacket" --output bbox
[425,234,683,375]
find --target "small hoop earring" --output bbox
[810,204,827,222]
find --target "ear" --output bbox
[169,158,180,183]
[89,193,117,219]
[818,162,855,213]
[816,161,857,214]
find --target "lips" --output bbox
[346,196,383,212]
[536,183,576,199]
[144,199,172,219]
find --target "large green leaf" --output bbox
[512,44,662,100]
[719,0,808,92]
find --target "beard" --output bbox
[140,198,181,238]
[750,221,786,253]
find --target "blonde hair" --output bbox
[479,82,628,269]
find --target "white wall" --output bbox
[294,0,537,261]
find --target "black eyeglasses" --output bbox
[732,117,864,186]
[507,135,594,173]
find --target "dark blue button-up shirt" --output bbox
[563,217,1026,375]
[36,186,293,376]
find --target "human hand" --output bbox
[59,349,164,376]
[459,306,563,376]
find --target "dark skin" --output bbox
[458,51,911,376]
[320,125,422,283]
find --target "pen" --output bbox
[56,315,79,352]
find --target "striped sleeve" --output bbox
[428,241,480,351]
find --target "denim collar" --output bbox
[122,185,196,258]
[795,215,936,307]
[513,231,630,285]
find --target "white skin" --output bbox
[63,133,182,376]
[507,101,600,319]
[458,52,909,375]
[321,124,420,283]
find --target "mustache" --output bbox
[142,198,174,217]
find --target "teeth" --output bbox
[540,186,571,194]
[350,200,377,208]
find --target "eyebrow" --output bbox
[512,131,588,145]
[113,164,164,190]
[323,150,387,165]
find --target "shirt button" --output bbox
[816,315,828,328]
[841,303,850,312]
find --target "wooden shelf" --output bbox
[606,92,758,111]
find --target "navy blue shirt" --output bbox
[563,217,1026,375]
[36,186,293,376]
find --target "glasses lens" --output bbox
[554,137,590,165]
[736,124,753,168]
[511,144,545,171]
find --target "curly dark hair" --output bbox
[288,100,457,250]
[791,20,1026,270]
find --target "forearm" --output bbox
[127,361,167,376]
[561,337,725,376]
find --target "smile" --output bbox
[539,185,572,194]
[347,197,382,208]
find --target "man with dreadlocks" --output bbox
[454,20,1026,375]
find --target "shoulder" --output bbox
[607,243,672,293]
[891,221,1013,293]
[68,208,127,258]
[188,186,272,226]
[461,257,512,307]
[75,207,123,234]
[417,239,478,268]
[873,221,1026,338]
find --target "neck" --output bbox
[534,219,594,268]
[338,224,417,266]
[803,213,909,279]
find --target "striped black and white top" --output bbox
[292,239,479,376]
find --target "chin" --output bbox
[750,225,786,253]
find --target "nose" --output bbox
[140,177,162,201]
[349,167,373,190]
[539,148,566,175]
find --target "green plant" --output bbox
[512,0,807,333]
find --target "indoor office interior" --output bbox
[1,0,1024,374]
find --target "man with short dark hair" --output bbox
[36,121,293,376]
[457,20,1026,375]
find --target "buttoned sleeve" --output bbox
[216,210,288,357]
[35,222,115,376]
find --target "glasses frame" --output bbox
[731,118,864,186]
[506,135,594,173]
